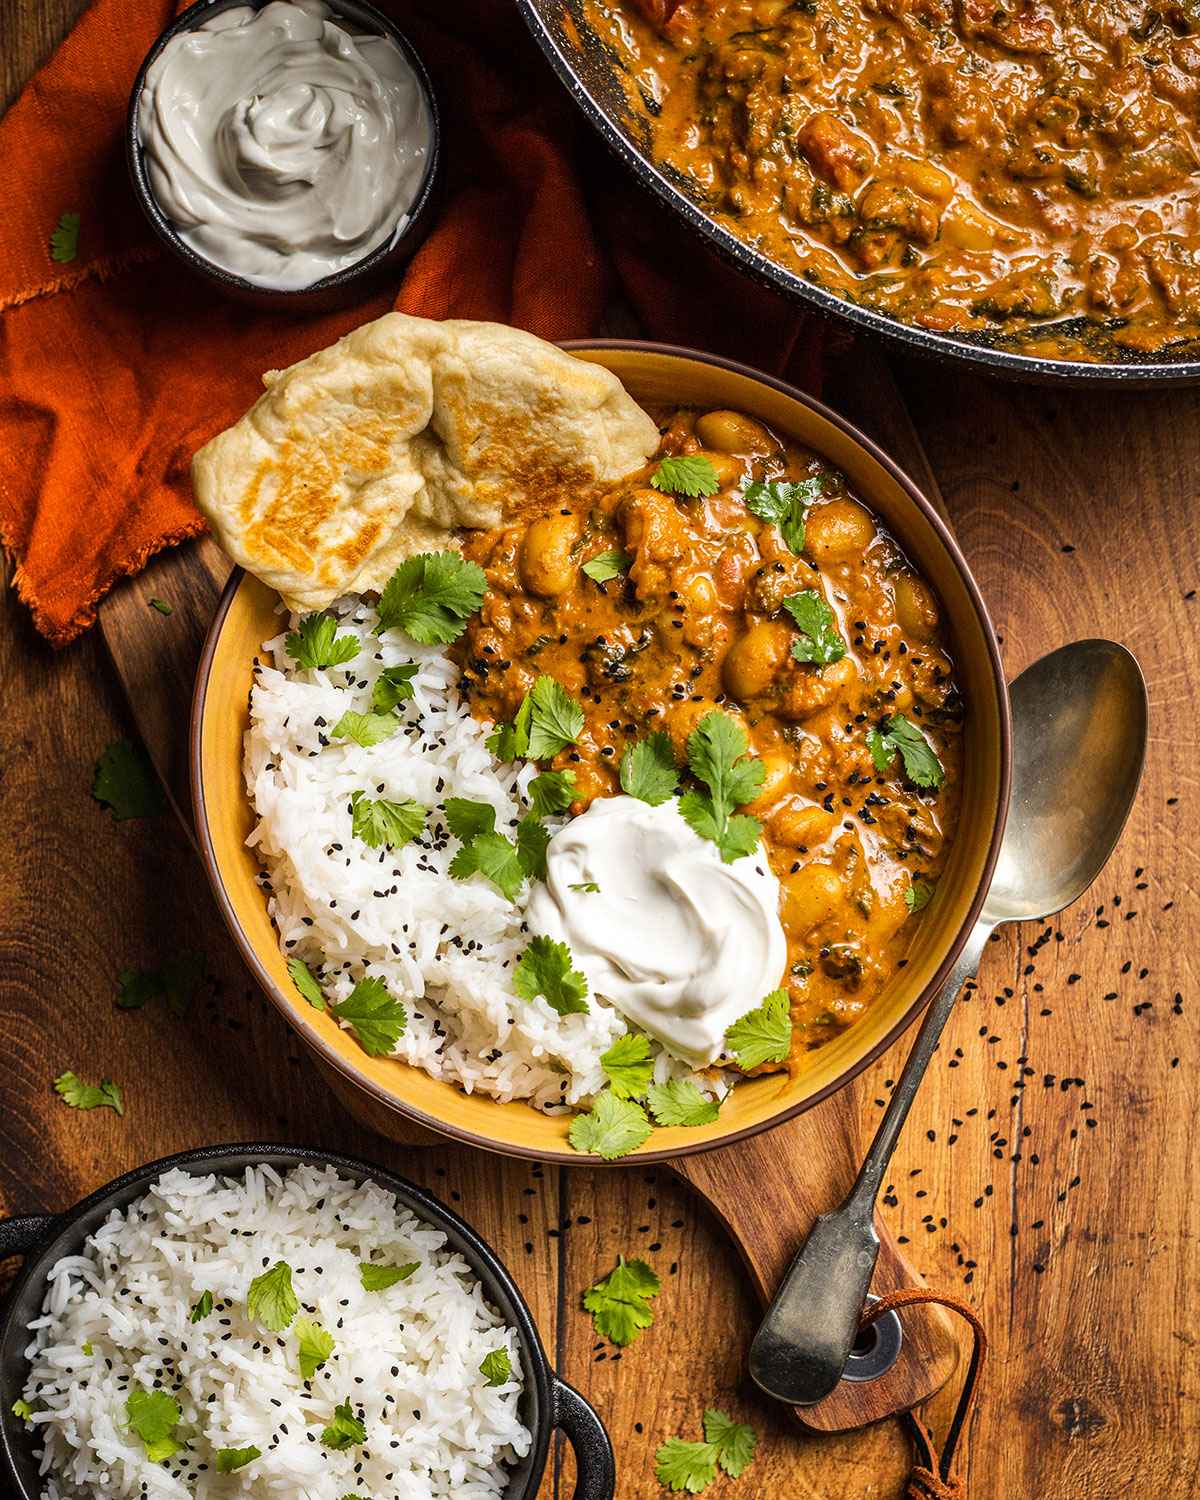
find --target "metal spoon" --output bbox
[749,639,1148,1407]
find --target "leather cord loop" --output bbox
[857,1288,987,1500]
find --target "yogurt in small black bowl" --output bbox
[127,0,441,310]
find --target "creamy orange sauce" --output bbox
[456,407,964,1063]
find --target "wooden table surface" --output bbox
[3,6,1199,1498]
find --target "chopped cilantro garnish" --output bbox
[619,732,678,806]
[570,880,601,893]
[513,936,588,1016]
[444,797,498,843]
[677,711,764,863]
[216,1445,261,1473]
[906,877,935,913]
[600,1032,654,1100]
[525,676,585,759]
[321,1400,366,1451]
[655,1437,717,1493]
[446,800,545,899]
[704,1409,758,1478]
[49,211,80,264]
[650,454,721,499]
[375,552,486,645]
[116,952,206,1016]
[479,1348,512,1386]
[124,1388,181,1463]
[295,1316,334,1380]
[285,612,360,671]
[287,956,325,1011]
[486,695,533,760]
[742,476,823,554]
[866,714,945,789]
[331,710,399,748]
[148,597,173,616]
[527,769,577,817]
[449,831,527,901]
[92,740,167,820]
[583,1256,660,1346]
[582,549,631,584]
[725,989,792,1069]
[331,977,407,1056]
[359,1261,419,1291]
[189,1291,213,1323]
[568,1090,652,1159]
[11,1399,33,1422]
[350,790,426,850]
[54,1071,124,1115]
[515,814,550,879]
[782,589,845,665]
[371,662,419,713]
[247,1260,298,1332]
[647,1079,720,1127]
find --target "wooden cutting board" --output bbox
[96,347,960,1434]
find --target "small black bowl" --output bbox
[126,0,442,312]
[0,1144,614,1500]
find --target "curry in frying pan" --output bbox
[587,0,1200,360]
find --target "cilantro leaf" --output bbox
[216,1445,261,1473]
[582,549,631,584]
[651,455,721,499]
[486,695,533,761]
[247,1260,298,1332]
[619,732,678,806]
[527,769,577,817]
[647,1079,720,1127]
[677,793,763,865]
[92,740,167,820]
[525,676,585,760]
[375,552,486,645]
[600,1033,655,1100]
[678,712,765,863]
[782,589,846,665]
[479,1348,512,1386]
[331,977,407,1056]
[285,613,360,671]
[11,1399,33,1422]
[742,476,823,554]
[125,1388,181,1464]
[655,1438,718,1493]
[725,989,792,1070]
[449,831,527,901]
[54,1071,124,1115]
[372,662,419,714]
[350,790,426,850]
[295,1316,334,1380]
[288,956,326,1011]
[568,1091,652,1159]
[866,714,945,789]
[583,1256,661,1346]
[360,1261,419,1291]
[116,952,206,1016]
[513,936,588,1016]
[906,877,935,913]
[444,797,497,843]
[49,211,80,264]
[148,597,173,616]
[321,1400,365,1451]
[189,1291,213,1323]
[516,814,550,881]
[703,1409,757,1478]
[570,880,601,893]
[331,710,399,748]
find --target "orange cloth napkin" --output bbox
[0,0,821,646]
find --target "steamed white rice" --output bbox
[244,596,722,1111]
[20,1163,530,1500]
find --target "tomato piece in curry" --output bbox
[456,407,963,1068]
[585,0,1200,360]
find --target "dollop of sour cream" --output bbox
[526,797,787,1070]
[138,1,432,289]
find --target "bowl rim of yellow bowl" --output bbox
[191,338,1011,1164]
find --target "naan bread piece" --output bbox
[192,313,659,611]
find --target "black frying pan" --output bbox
[0,1144,614,1500]
[517,0,1200,387]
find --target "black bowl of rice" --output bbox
[0,1144,613,1500]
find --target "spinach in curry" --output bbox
[587,0,1200,359]
[456,407,963,1068]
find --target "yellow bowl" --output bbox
[192,342,1010,1163]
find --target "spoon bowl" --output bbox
[749,638,1148,1408]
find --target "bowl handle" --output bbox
[552,1376,615,1500]
[0,1215,57,1262]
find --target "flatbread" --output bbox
[191,313,659,610]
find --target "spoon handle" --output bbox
[749,918,991,1406]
